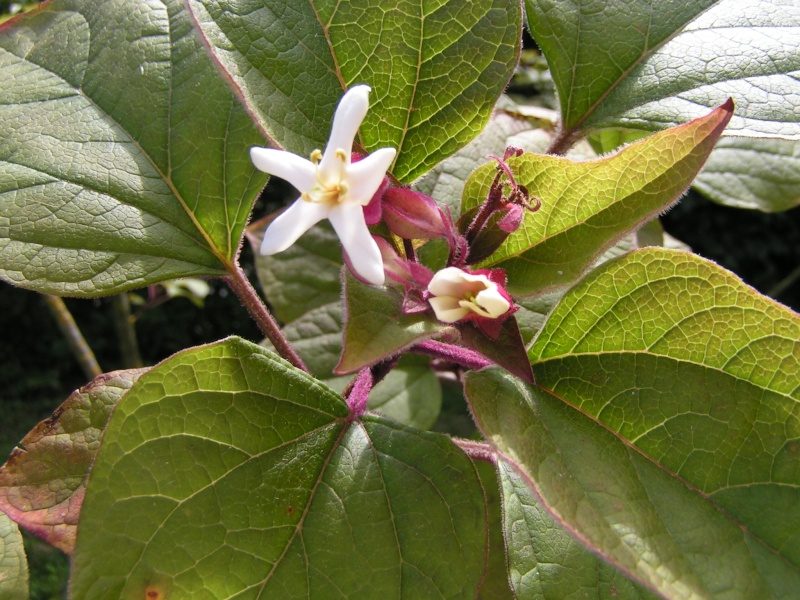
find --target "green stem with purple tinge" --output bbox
[224,263,309,373]
[43,294,102,380]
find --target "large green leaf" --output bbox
[70,337,487,598]
[693,137,800,212]
[526,0,800,211]
[461,102,732,297]
[0,369,145,555]
[0,512,28,600]
[524,0,716,132]
[0,0,266,296]
[497,460,657,599]
[466,368,800,598]
[186,0,522,182]
[529,247,800,570]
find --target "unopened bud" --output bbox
[382,188,447,240]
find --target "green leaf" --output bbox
[186,0,522,182]
[583,1,800,139]
[0,369,145,555]
[466,367,800,598]
[529,247,800,570]
[527,0,800,139]
[474,461,515,600]
[249,220,343,325]
[337,271,443,374]
[367,356,442,430]
[524,0,717,132]
[526,0,800,211]
[0,0,267,296]
[498,460,657,600]
[0,512,29,600]
[693,137,800,212]
[280,302,344,381]
[461,102,733,297]
[71,337,488,598]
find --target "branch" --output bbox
[412,340,491,371]
[224,264,309,372]
[43,295,102,380]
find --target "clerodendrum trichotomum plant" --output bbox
[1,0,799,598]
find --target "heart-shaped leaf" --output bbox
[0,512,28,600]
[0,0,267,296]
[466,367,800,598]
[0,369,145,555]
[70,337,488,598]
[337,272,443,374]
[461,102,732,297]
[529,247,800,569]
[186,0,522,182]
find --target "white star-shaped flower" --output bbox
[427,267,511,323]
[250,85,396,286]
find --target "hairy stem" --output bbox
[224,264,309,372]
[545,125,582,156]
[413,340,491,371]
[111,293,143,368]
[43,295,102,380]
[343,358,399,417]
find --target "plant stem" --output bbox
[412,340,491,371]
[224,264,309,372]
[545,125,582,156]
[111,293,143,368]
[768,264,800,301]
[42,295,102,380]
[342,358,398,417]
[343,368,373,417]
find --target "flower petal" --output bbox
[475,287,511,317]
[346,148,397,206]
[329,202,385,286]
[250,147,316,192]
[429,297,470,322]
[428,266,476,298]
[260,200,331,255]
[319,85,371,181]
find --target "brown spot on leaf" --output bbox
[286,504,295,516]
[146,587,163,600]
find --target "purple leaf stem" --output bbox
[413,340,492,371]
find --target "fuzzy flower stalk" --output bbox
[251,85,396,285]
